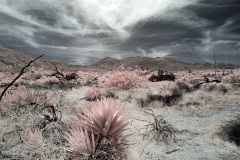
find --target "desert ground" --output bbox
[0,46,240,160]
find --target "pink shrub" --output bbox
[0,75,13,84]
[26,128,43,148]
[43,90,61,107]
[85,88,101,101]
[99,71,147,90]
[6,88,39,105]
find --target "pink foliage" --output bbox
[26,128,43,148]
[85,87,101,101]
[64,126,96,155]
[43,90,61,107]
[99,71,147,90]
[5,88,39,105]
[77,98,130,137]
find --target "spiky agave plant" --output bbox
[64,126,97,155]
[6,88,39,105]
[77,97,130,137]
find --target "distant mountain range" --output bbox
[87,56,212,71]
[0,45,237,73]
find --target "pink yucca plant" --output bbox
[77,98,130,137]
[6,88,39,105]
[85,88,101,101]
[26,128,43,148]
[64,126,97,155]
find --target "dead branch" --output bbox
[50,63,65,79]
[0,54,45,101]
[50,63,78,81]
[194,75,221,89]
[143,109,176,143]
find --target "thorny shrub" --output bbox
[143,110,176,144]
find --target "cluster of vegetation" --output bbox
[1,55,240,159]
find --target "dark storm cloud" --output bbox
[0,0,239,65]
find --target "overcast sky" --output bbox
[0,0,240,65]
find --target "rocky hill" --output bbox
[1,45,235,73]
[0,45,79,73]
[87,56,213,71]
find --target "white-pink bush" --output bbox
[98,71,147,90]
[85,87,101,101]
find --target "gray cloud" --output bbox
[0,0,240,65]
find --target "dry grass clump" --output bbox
[88,136,129,160]
[103,89,119,99]
[201,82,228,93]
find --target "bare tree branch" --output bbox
[0,54,45,101]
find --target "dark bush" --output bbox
[176,81,192,93]
[148,70,175,82]
[146,88,182,106]
[220,115,240,146]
